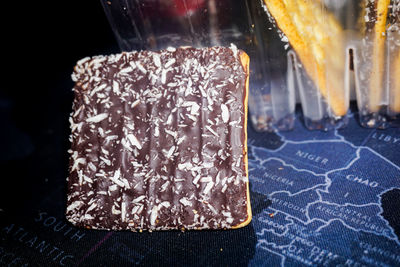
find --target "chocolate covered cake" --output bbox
[66,45,251,231]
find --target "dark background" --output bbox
[1,1,119,214]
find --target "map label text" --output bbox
[295,150,328,165]
[372,133,400,144]
[346,175,379,188]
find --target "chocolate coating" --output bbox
[66,46,250,231]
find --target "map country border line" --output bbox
[250,140,357,175]
[254,179,400,249]
[257,240,315,267]
[254,206,399,267]
[254,212,328,267]
[255,215,316,267]
[249,156,328,198]
[249,113,400,266]
[269,112,400,176]
[249,158,331,226]
[252,135,399,193]
[308,193,400,244]
[249,156,327,178]
[334,114,378,147]
[265,206,327,228]
[250,143,398,223]
[256,211,294,238]
[251,147,400,244]
[314,186,400,210]
[313,217,399,245]
[273,122,400,172]
[314,147,400,203]
[249,144,361,200]
[250,154,400,252]
[268,183,326,199]
[313,187,377,208]
[250,145,359,225]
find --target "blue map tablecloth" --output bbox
[0,108,399,266]
[248,112,400,266]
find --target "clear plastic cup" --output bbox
[245,0,296,132]
[352,0,400,128]
[100,0,251,51]
[387,10,400,120]
[101,0,297,132]
[252,0,355,131]
[252,0,399,131]
[101,0,400,132]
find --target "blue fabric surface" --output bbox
[248,112,400,266]
[0,109,399,266]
